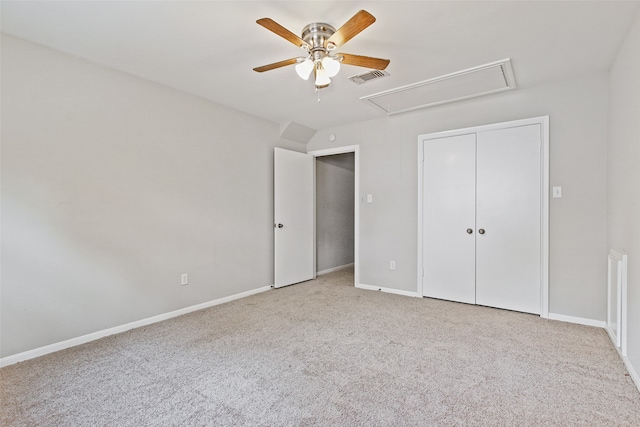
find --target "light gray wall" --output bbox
[316,153,355,273]
[607,10,640,379]
[0,34,303,358]
[308,73,609,321]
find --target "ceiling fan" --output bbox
[253,10,390,89]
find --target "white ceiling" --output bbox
[2,1,639,131]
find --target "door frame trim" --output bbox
[308,145,360,288]
[417,116,549,317]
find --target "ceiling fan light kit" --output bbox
[254,10,390,90]
[321,56,340,78]
[295,58,314,80]
[314,62,331,88]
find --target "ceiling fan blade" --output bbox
[326,10,376,48]
[253,58,298,73]
[256,18,310,49]
[340,53,390,70]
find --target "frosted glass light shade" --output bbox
[295,58,314,80]
[321,56,341,78]
[314,66,331,88]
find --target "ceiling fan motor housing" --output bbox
[301,23,336,60]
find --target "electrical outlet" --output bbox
[181,273,188,286]
[390,261,396,270]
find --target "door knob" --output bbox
[466,228,473,234]
[478,228,485,234]
[275,223,284,229]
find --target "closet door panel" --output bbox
[422,134,476,304]
[475,125,541,314]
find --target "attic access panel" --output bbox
[361,59,516,114]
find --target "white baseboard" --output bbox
[0,285,272,368]
[357,283,418,298]
[317,263,354,276]
[603,321,640,393]
[607,329,640,393]
[547,313,606,328]
[619,351,640,393]
[606,327,616,346]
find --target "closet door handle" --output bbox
[466,228,473,234]
[478,229,485,235]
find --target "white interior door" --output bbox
[274,148,314,288]
[422,134,477,304]
[475,125,541,314]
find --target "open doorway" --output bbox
[310,146,359,286]
[316,152,355,275]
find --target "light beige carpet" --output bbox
[2,268,639,426]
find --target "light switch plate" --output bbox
[552,186,562,198]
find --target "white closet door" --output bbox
[475,125,541,314]
[422,134,476,304]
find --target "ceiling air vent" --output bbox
[348,70,390,85]
[360,59,516,114]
